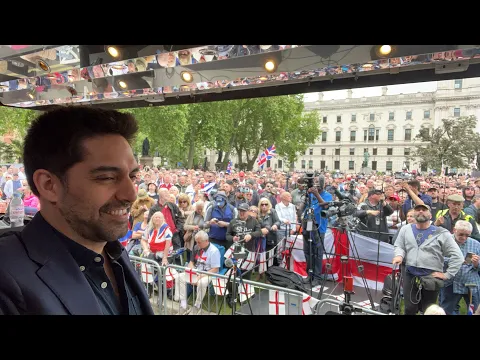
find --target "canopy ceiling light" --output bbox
[105,45,120,58]
[37,59,50,72]
[118,80,127,89]
[180,71,193,83]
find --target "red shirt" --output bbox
[160,183,173,190]
[162,205,177,233]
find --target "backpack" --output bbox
[265,266,308,293]
[379,268,402,314]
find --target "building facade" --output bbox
[297,77,480,173]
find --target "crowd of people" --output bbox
[127,166,480,315]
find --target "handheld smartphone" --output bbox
[465,252,474,265]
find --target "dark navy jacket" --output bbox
[0,213,154,315]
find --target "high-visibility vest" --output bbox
[436,209,473,223]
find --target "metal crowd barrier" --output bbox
[314,298,387,315]
[129,255,306,315]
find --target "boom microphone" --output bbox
[224,258,235,268]
[318,175,325,192]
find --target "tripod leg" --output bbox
[217,267,234,315]
[237,270,254,315]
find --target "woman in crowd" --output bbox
[130,189,156,227]
[183,201,206,262]
[128,210,149,254]
[23,186,40,216]
[141,211,173,266]
[147,182,159,202]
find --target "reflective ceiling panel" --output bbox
[0,45,478,109]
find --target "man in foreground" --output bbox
[0,107,154,315]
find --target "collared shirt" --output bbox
[445,237,480,294]
[192,243,220,272]
[275,201,297,230]
[44,218,144,315]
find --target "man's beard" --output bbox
[414,214,430,223]
[58,191,131,243]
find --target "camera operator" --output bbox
[299,176,332,285]
[356,190,394,243]
[225,203,262,307]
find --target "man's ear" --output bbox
[33,169,63,203]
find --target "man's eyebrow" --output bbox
[89,166,140,175]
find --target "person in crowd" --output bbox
[424,304,446,315]
[357,190,394,243]
[204,191,237,250]
[130,189,156,228]
[427,187,447,218]
[141,211,173,266]
[183,201,206,262]
[439,220,480,315]
[146,182,159,202]
[400,180,432,221]
[463,195,480,223]
[393,204,464,315]
[22,185,40,216]
[128,210,149,254]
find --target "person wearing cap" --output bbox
[462,185,476,208]
[427,187,447,218]
[393,203,464,315]
[435,194,480,241]
[225,202,262,307]
[245,179,260,205]
[400,180,432,222]
[204,191,238,249]
[439,220,480,315]
[238,171,246,185]
[357,189,394,243]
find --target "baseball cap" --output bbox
[368,189,383,197]
[389,194,401,202]
[414,203,431,211]
[237,203,249,211]
[447,194,465,202]
[239,171,245,177]
[225,180,234,185]
[427,187,438,192]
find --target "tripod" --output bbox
[217,258,254,315]
[315,222,376,312]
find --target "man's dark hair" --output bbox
[407,180,421,191]
[23,106,138,196]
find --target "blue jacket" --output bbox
[208,205,235,240]
[0,213,154,315]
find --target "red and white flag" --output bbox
[268,290,286,315]
[141,263,154,284]
[258,252,267,274]
[302,294,320,315]
[211,275,229,296]
[185,268,198,284]
[239,283,255,303]
[165,267,178,289]
[267,248,275,267]
[238,251,256,272]
[224,245,235,259]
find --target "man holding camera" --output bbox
[225,203,262,307]
[357,190,394,243]
[300,174,332,286]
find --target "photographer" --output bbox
[225,203,262,307]
[357,190,394,243]
[300,175,332,285]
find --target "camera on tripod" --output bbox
[321,201,357,218]
[298,171,316,189]
[232,242,247,260]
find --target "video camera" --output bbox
[321,200,357,218]
[297,171,316,189]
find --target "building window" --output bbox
[364,148,368,155]
[405,129,412,141]
[321,148,326,155]
[335,131,341,142]
[308,160,313,169]
[350,131,356,141]
[368,126,375,141]
[322,132,327,142]
[406,111,412,120]
[421,163,427,172]
[335,148,340,156]
[370,113,375,121]
[424,110,430,119]
[322,116,327,123]
[454,79,463,89]
[349,161,354,170]
[320,160,326,170]
[388,129,394,141]
[351,114,356,122]
[372,161,377,171]
[349,148,355,156]
[334,161,340,170]
[404,148,410,156]
[309,148,313,155]
[301,160,306,169]
[337,115,342,123]
[405,161,410,169]
[267,160,271,168]
[387,148,393,155]
[376,129,379,141]
[389,112,394,120]
[386,161,393,171]
[364,130,367,141]
[373,148,377,156]
[454,107,461,117]
[278,160,283,168]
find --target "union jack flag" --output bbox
[226,160,232,174]
[257,144,276,169]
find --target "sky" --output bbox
[303,81,438,102]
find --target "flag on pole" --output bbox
[226,160,232,174]
[257,144,277,169]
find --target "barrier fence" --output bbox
[129,255,306,315]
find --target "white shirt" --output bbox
[275,201,297,230]
[193,243,220,272]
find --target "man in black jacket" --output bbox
[0,107,154,315]
[148,188,184,249]
[357,189,394,242]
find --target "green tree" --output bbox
[409,115,480,171]
[0,106,38,138]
